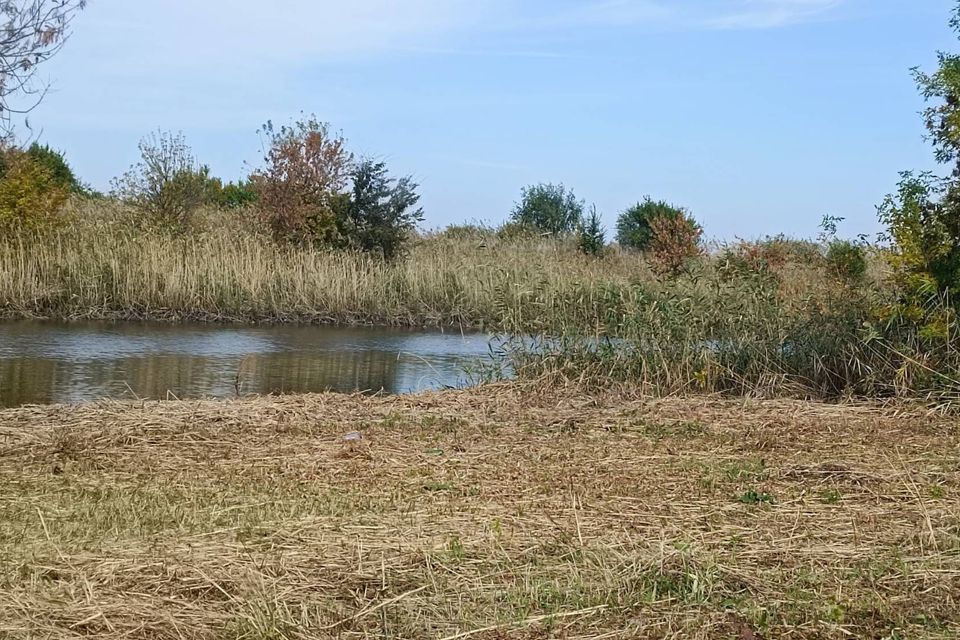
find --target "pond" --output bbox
[0,321,503,408]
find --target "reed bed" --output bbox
[0,202,651,331]
[1,384,958,638]
[5,201,956,401]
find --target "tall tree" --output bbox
[0,1,86,138]
[877,3,960,297]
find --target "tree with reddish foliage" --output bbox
[647,212,703,277]
[251,115,354,244]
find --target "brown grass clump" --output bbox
[1,385,958,638]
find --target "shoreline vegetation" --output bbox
[6,6,960,403]
[2,385,958,639]
[4,4,960,639]
[0,202,653,330]
[3,197,960,403]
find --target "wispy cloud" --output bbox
[36,0,848,132]
[702,0,844,30]
[510,0,843,31]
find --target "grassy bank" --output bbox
[5,201,959,401]
[1,385,958,638]
[0,201,651,330]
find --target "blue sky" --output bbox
[26,0,958,239]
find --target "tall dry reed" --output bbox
[0,200,651,330]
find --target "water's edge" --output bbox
[0,320,502,408]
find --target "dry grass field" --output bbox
[1,385,958,639]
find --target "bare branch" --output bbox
[0,0,85,140]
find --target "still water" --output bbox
[0,321,501,407]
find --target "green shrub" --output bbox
[25,143,85,194]
[332,159,424,260]
[111,131,209,231]
[878,4,960,301]
[616,198,689,251]
[826,240,867,280]
[577,207,606,256]
[0,148,69,234]
[510,183,584,235]
[205,177,258,209]
[879,172,960,293]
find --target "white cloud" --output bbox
[71,0,493,69]
[508,0,843,31]
[703,0,843,30]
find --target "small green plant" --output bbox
[510,183,584,235]
[737,489,774,505]
[447,535,465,560]
[577,206,606,256]
[820,489,842,504]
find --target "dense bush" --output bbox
[647,212,703,276]
[874,4,960,355]
[826,239,867,280]
[25,143,85,194]
[577,207,606,256]
[616,198,689,251]
[510,183,584,235]
[0,147,69,233]
[879,172,960,293]
[251,115,353,244]
[331,160,424,260]
[720,236,822,278]
[112,131,209,230]
[205,177,258,209]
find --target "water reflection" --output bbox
[0,321,498,407]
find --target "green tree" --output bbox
[510,183,584,235]
[333,159,424,260]
[616,198,689,251]
[0,147,69,233]
[577,206,606,256]
[25,143,83,194]
[204,176,258,209]
[879,4,960,298]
